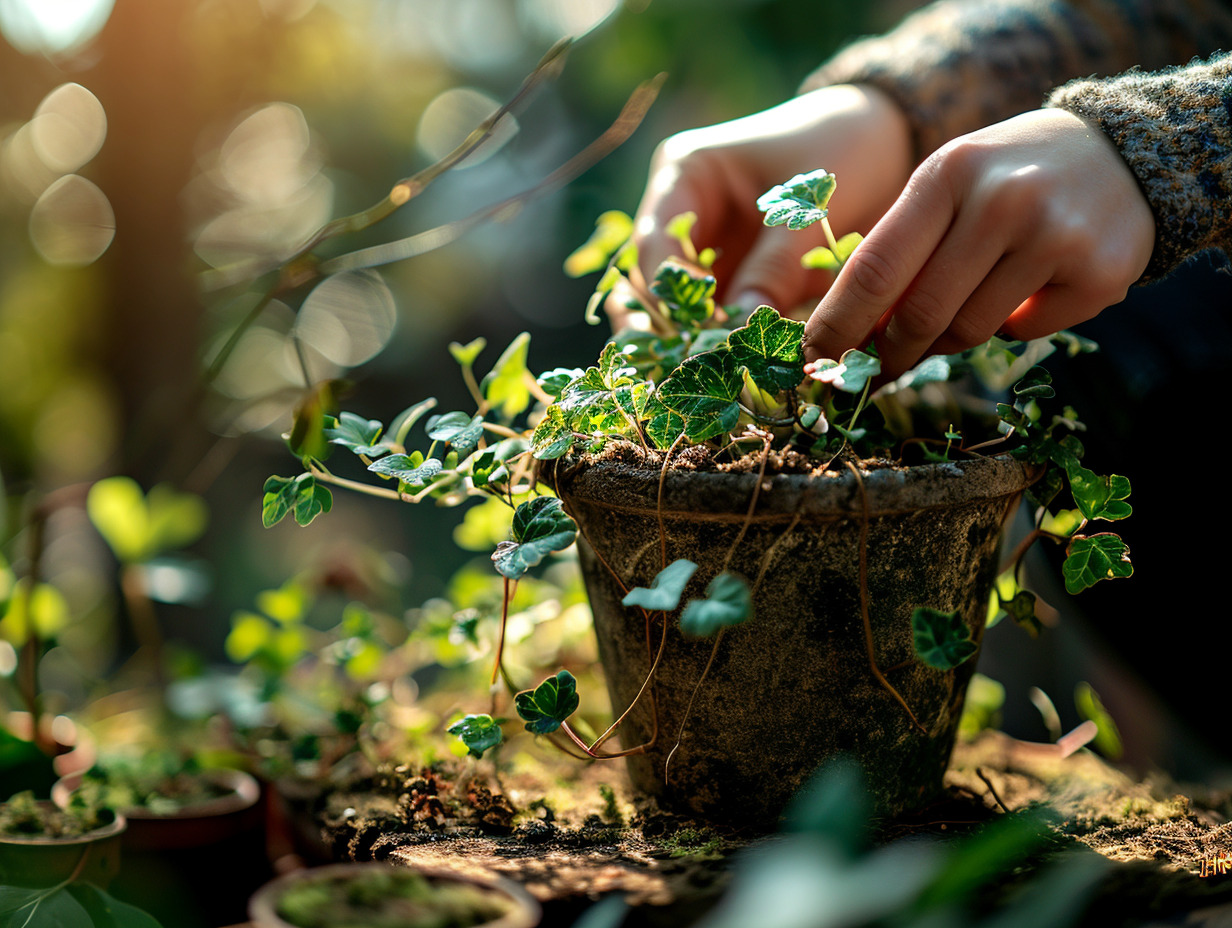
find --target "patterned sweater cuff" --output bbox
[1046,54,1232,279]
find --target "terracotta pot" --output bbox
[53,768,270,927]
[554,453,1035,826]
[0,804,125,889]
[248,861,541,928]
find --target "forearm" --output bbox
[803,0,1232,159]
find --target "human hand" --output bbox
[612,84,912,329]
[803,108,1156,379]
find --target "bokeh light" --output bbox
[31,83,107,175]
[417,87,518,167]
[294,270,398,368]
[28,173,115,266]
[0,0,114,55]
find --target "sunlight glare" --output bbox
[0,0,114,55]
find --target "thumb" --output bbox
[725,224,832,317]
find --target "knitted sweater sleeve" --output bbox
[802,0,1232,277]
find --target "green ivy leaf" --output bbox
[530,406,575,460]
[800,231,862,270]
[466,438,527,488]
[680,572,752,637]
[447,714,503,758]
[262,474,332,528]
[757,170,837,230]
[449,337,487,367]
[1063,534,1133,593]
[426,412,485,458]
[492,496,577,579]
[808,347,880,394]
[727,305,806,393]
[911,607,977,670]
[896,355,951,389]
[515,670,579,735]
[650,262,716,326]
[87,477,208,563]
[1025,465,1065,511]
[1013,366,1055,400]
[480,332,532,419]
[367,452,443,489]
[70,883,164,928]
[1074,682,1123,759]
[323,412,391,457]
[644,349,743,449]
[1065,465,1132,522]
[622,559,697,612]
[537,367,584,399]
[555,342,650,437]
[565,210,634,277]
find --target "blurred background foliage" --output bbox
[0,0,903,720]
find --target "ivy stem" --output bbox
[490,577,514,687]
[589,613,667,752]
[307,464,405,502]
[821,216,842,257]
[737,404,795,427]
[480,422,523,441]
[846,379,873,433]
[461,363,485,410]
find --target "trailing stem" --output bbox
[845,461,927,734]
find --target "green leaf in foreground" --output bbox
[426,412,485,457]
[800,231,862,270]
[622,559,697,612]
[262,474,332,528]
[1065,465,1132,522]
[644,349,743,448]
[530,405,574,460]
[367,452,443,489]
[680,572,752,637]
[555,342,650,437]
[480,331,532,419]
[491,496,577,579]
[1074,681,1123,759]
[565,210,634,277]
[515,670,579,735]
[650,262,716,326]
[323,412,390,457]
[727,305,806,393]
[1062,533,1133,593]
[807,346,880,394]
[757,169,837,230]
[911,607,977,670]
[447,714,503,758]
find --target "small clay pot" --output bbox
[0,804,126,889]
[248,862,542,928]
[554,453,1035,826]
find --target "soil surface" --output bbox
[300,732,1232,928]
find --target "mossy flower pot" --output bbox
[248,861,541,928]
[0,804,125,889]
[553,453,1035,827]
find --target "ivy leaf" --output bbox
[911,607,977,670]
[757,170,837,230]
[448,337,487,368]
[530,406,575,461]
[895,355,951,390]
[537,367,584,399]
[556,343,650,436]
[491,496,577,579]
[622,559,697,612]
[515,670,579,735]
[466,438,527,488]
[324,412,391,457]
[643,349,743,448]
[1065,465,1132,522]
[367,452,443,489]
[1025,465,1065,511]
[426,412,485,458]
[480,332,532,419]
[69,884,163,928]
[1013,366,1055,400]
[680,572,752,637]
[1063,534,1133,594]
[650,261,716,326]
[727,305,806,393]
[287,379,345,461]
[262,474,332,528]
[800,232,862,270]
[565,210,634,277]
[807,347,880,394]
[447,714,503,758]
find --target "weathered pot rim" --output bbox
[0,801,126,846]
[51,767,260,822]
[248,861,542,928]
[552,451,1038,520]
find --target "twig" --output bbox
[976,766,1011,813]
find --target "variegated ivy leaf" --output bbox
[537,367,584,399]
[726,305,806,393]
[426,411,485,458]
[1065,465,1132,522]
[757,170,837,230]
[801,231,862,270]
[1062,533,1132,594]
[480,332,532,420]
[807,347,881,394]
[324,412,391,457]
[367,451,443,489]
[515,670,580,735]
[530,406,574,460]
[262,474,332,528]
[622,559,697,612]
[555,342,650,436]
[911,607,977,670]
[644,349,743,449]
[492,496,577,579]
[650,261,716,326]
[680,572,752,637]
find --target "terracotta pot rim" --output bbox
[52,768,260,821]
[0,802,126,847]
[248,861,542,928]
